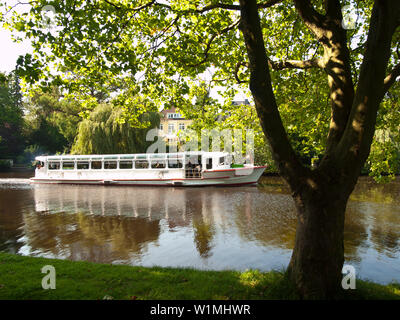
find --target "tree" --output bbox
[0,72,25,159]
[71,103,160,154]
[4,0,400,298]
[181,82,276,168]
[24,87,81,153]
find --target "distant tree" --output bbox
[24,87,81,154]
[0,72,24,159]
[71,103,160,154]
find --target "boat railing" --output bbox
[185,168,202,179]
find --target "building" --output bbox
[158,106,193,143]
[158,100,250,143]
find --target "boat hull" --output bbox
[30,166,266,187]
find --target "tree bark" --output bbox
[287,174,354,299]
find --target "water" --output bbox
[0,173,399,284]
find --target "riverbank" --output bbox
[0,252,399,300]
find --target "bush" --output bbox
[0,160,12,172]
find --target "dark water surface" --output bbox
[0,172,399,284]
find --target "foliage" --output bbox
[2,0,398,180]
[366,88,400,182]
[15,144,44,165]
[179,82,277,169]
[0,71,25,159]
[0,159,12,171]
[24,87,81,154]
[71,103,160,154]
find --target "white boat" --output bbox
[30,152,267,186]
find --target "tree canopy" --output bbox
[71,103,160,154]
[2,0,399,178]
[2,0,400,298]
[0,71,24,159]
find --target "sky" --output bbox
[0,0,33,74]
[0,27,33,74]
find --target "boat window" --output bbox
[168,159,183,169]
[48,162,60,170]
[62,161,75,170]
[150,154,166,159]
[167,153,182,159]
[119,161,133,169]
[206,158,213,169]
[151,160,166,169]
[91,161,102,169]
[135,160,149,169]
[77,161,89,170]
[104,161,117,169]
[186,155,201,166]
[219,157,225,165]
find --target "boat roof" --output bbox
[35,151,231,161]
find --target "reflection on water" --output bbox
[0,176,399,284]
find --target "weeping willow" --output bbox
[71,104,160,154]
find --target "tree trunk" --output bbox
[238,0,399,299]
[287,180,352,299]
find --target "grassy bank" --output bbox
[0,252,399,300]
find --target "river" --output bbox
[0,173,399,284]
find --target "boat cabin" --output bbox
[34,152,235,179]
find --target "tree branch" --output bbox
[257,0,283,9]
[294,0,355,157]
[336,0,400,176]
[195,3,240,12]
[293,0,325,39]
[195,0,282,13]
[105,0,157,11]
[234,62,249,84]
[383,63,400,94]
[187,19,241,67]
[324,0,343,20]
[239,0,308,190]
[268,58,325,70]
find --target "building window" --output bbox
[167,113,183,119]
[168,124,175,134]
[159,124,163,131]
[178,123,185,130]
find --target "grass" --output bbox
[0,252,399,300]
